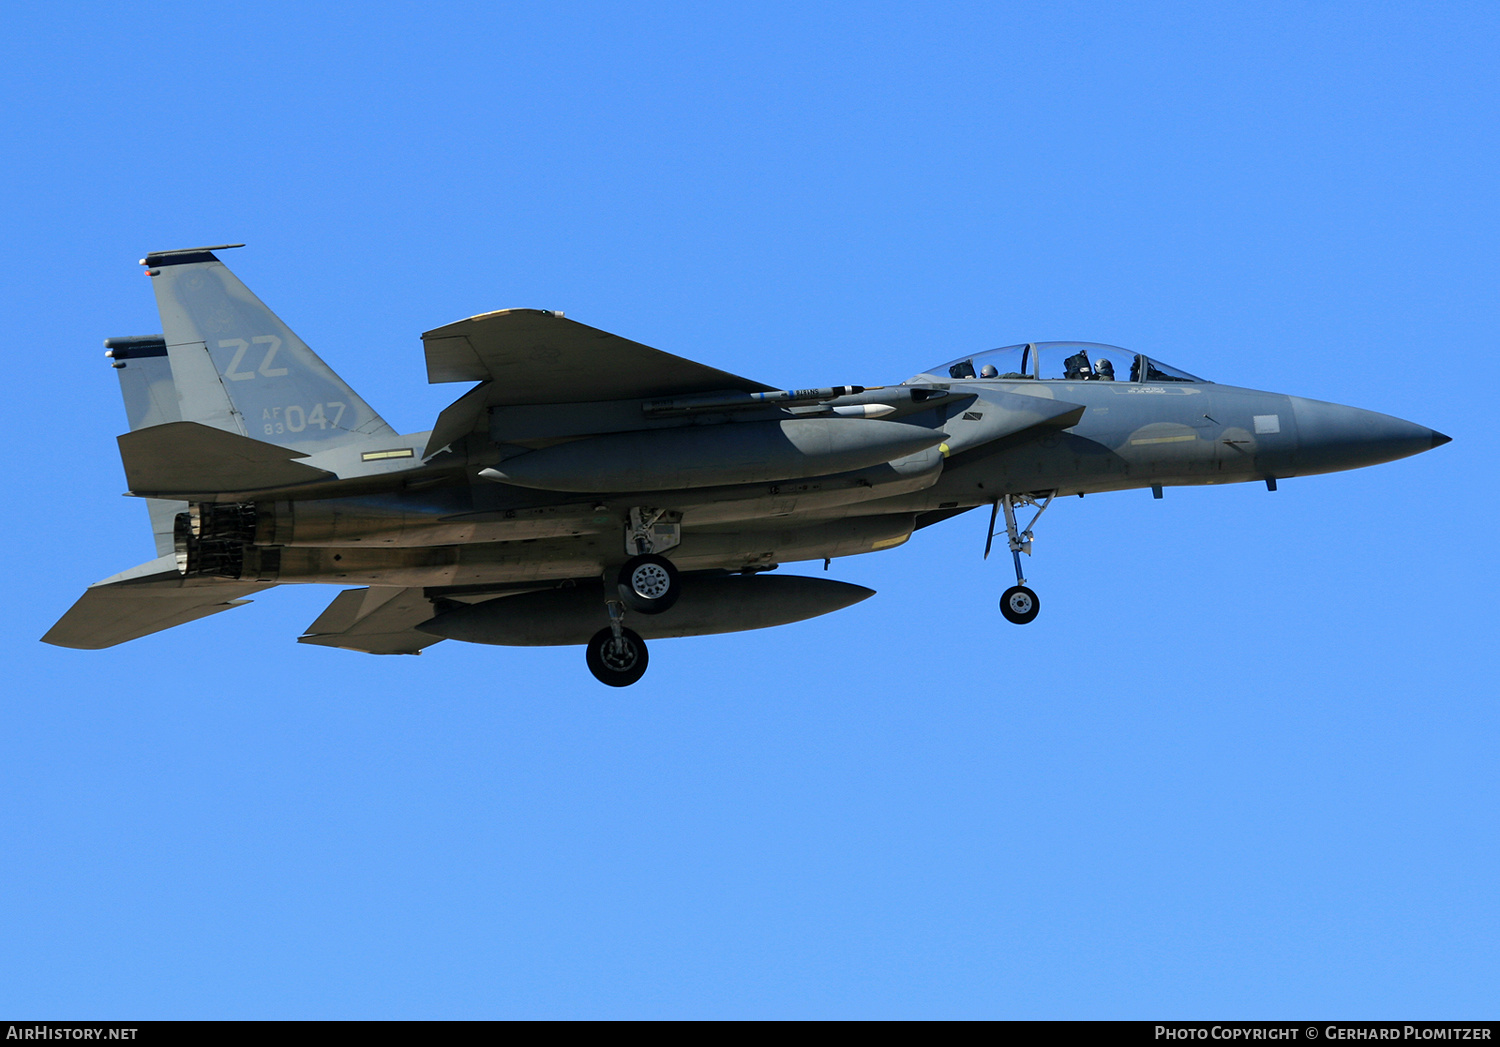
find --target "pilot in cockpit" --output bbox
[979,364,999,378]
[1064,350,1093,380]
[1094,357,1115,381]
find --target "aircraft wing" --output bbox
[43,555,272,649]
[422,310,775,455]
[297,586,444,655]
[422,309,774,398]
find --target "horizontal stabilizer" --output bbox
[42,555,271,649]
[298,586,443,655]
[118,421,336,496]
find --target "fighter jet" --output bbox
[43,245,1451,685]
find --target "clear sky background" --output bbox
[1,1,1493,1019]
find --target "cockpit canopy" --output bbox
[917,342,1206,385]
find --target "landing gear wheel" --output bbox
[617,554,680,614]
[1000,585,1040,625]
[586,627,649,687]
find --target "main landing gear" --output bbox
[986,491,1055,625]
[585,507,683,687]
[618,554,680,614]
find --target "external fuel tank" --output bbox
[418,573,875,646]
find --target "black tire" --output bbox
[616,554,681,614]
[585,627,649,687]
[999,585,1040,625]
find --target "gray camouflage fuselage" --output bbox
[216,376,1441,587]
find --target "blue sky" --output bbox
[2,1,1494,1018]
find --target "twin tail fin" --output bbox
[142,244,394,451]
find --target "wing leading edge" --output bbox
[422,310,775,455]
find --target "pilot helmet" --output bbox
[979,364,999,378]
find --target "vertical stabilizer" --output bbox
[104,335,186,556]
[143,245,395,452]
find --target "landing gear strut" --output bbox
[986,491,1055,625]
[586,507,686,686]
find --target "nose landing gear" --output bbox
[986,491,1055,625]
[999,584,1040,624]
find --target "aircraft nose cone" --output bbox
[1291,397,1450,475]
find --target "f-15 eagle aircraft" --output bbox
[44,245,1450,685]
